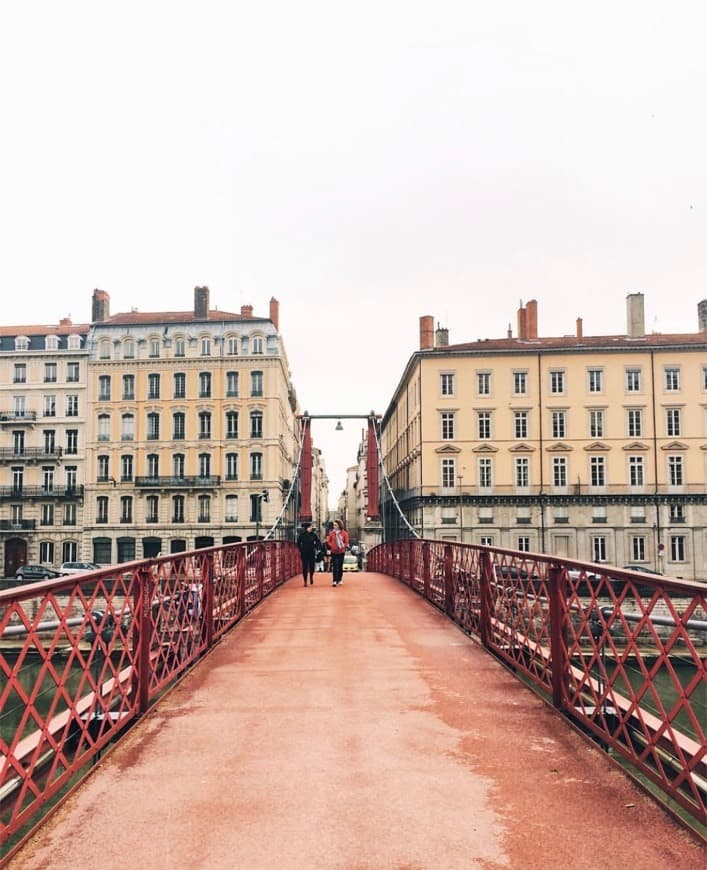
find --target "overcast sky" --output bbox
[1,2,705,507]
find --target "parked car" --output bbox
[60,561,101,575]
[15,564,62,582]
[342,553,359,572]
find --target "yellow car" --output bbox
[342,553,359,572]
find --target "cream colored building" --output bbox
[380,294,707,582]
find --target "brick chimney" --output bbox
[698,299,707,332]
[517,301,528,339]
[419,315,434,350]
[241,304,253,317]
[626,292,645,337]
[194,286,209,319]
[59,317,72,327]
[269,297,280,331]
[576,317,583,338]
[92,289,110,323]
[526,300,538,338]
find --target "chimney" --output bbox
[59,317,72,327]
[526,299,538,339]
[626,292,645,337]
[419,315,434,350]
[194,286,209,319]
[698,299,707,332]
[507,323,512,339]
[92,289,110,323]
[241,304,253,318]
[576,317,583,338]
[269,297,280,331]
[517,301,528,339]
[435,323,449,347]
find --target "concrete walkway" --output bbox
[10,573,702,869]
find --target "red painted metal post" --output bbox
[203,551,215,649]
[444,544,455,617]
[298,417,313,521]
[479,548,493,649]
[366,417,380,520]
[548,562,569,711]
[135,565,155,715]
[256,545,264,601]
[422,541,431,600]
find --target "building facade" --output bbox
[380,294,707,582]
[0,287,304,574]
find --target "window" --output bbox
[552,457,567,488]
[148,373,160,400]
[45,335,59,350]
[98,375,111,401]
[631,536,646,561]
[173,412,186,440]
[703,366,707,391]
[666,408,681,437]
[252,336,264,354]
[250,452,263,480]
[64,466,77,492]
[97,455,109,480]
[440,373,455,396]
[551,410,566,439]
[226,411,239,439]
[593,505,607,524]
[173,372,186,399]
[664,367,680,391]
[515,457,529,488]
[225,494,238,522]
[589,409,604,438]
[198,494,211,522]
[41,504,54,526]
[226,371,239,397]
[627,409,643,437]
[477,411,491,440]
[670,535,686,561]
[590,456,605,487]
[441,458,456,488]
[592,537,607,562]
[39,542,55,564]
[513,371,528,395]
[44,363,57,383]
[149,339,160,358]
[199,453,211,478]
[630,505,646,523]
[173,454,185,478]
[250,493,263,523]
[13,431,25,454]
[122,374,135,400]
[478,458,492,489]
[121,413,135,440]
[227,337,239,355]
[226,453,239,480]
[98,414,111,441]
[250,410,263,438]
[147,454,159,478]
[175,338,186,357]
[514,411,528,439]
[44,395,56,417]
[99,340,111,359]
[668,455,683,486]
[66,429,78,455]
[14,364,26,383]
[670,504,685,523]
[61,540,77,564]
[441,412,455,440]
[550,370,565,394]
[200,337,211,356]
[517,536,530,552]
[67,362,80,383]
[146,495,159,523]
[199,411,211,439]
[199,372,211,398]
[66,395,78,417]
[588,369,603,393]
[42,430,54,453]
[147,412,160,440]
[250,371,263,397]
[626,368,641,392]
[629,456,644,486]
[63,503,77,526]
[124,340,135,359]
[121,454,134,482]
[120,496,133,523]
[12,466,24,493]
[477,372,491,395]
[173,495,185,523]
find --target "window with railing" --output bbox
[226,371,239,396]
[122,374,135,400]
[66,395,79,417]
[96,496,109,524]
[226,411,239,439]
[148,373,160,400]
[147,412,160,440]
[98,414,111,441]
[250,452,263,480]
[172,494,185,523]
[98,375,111,401]
[121,413,134,441]
[173,372,186,399]
[14,364,26,384]
[250,411,263,438]
[199,412,211,439]
[199,372,212,398]
[226,453,238,480]
[44,363,57,383]
[198,494,211,523]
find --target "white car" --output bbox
[60,561,101,575]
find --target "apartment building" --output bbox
[0,287,303,574]
[380,294,707,581]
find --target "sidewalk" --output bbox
[10,573,701,869]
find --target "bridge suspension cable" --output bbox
[370,418,420,539]
[262,425,306,540]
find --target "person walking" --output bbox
[326,519,350,586]
[297,522,319,586]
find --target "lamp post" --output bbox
[254,489,269,540]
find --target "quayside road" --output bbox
[9,572,702,869]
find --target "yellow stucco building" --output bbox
[380,294,707,582]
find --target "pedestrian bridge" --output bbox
[1,542,704,867]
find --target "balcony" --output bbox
[0,411,37,425]
[0,447,63,463]
[134,476,222,489]
[0,485,84,501]
[0,519,36,531]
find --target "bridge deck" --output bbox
[11,573,701,869]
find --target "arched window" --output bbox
[45,335,59,350]
[99,340,111,359]
[124,339,135,359]
[97,414,111,441]
[226,371,239,396]
[67,334,81,350]
[252,336,264,354]
[15,335,30,351]
[121,413,135,441]
[198,494,211,522]
[225,495,238,522]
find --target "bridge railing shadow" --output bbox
[369,540,706,835]
[0,540,299,855]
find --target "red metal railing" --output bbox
[368,540,706,832]
[0,541,299,851]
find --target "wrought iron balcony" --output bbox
[0,410,37,424]
[134,475,222,489]
[0,485,84,500]
[0,519,37,530]
[0,447,63,463]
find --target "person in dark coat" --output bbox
[297,522,320,586]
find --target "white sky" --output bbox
[1,2,705,507]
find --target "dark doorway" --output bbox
[195,536,214,549]
[4,538,26,578]
[142,537,162,558]
[170,539,187,553]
